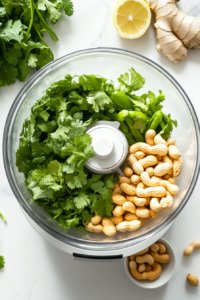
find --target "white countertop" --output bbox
[1,0,200,299]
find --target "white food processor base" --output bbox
[23,209,172,260]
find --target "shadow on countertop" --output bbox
[42,239,169,300]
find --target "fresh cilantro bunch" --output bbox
[0,0,73,87]
[16,74,118,230]
[16,68,177,231]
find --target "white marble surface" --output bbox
[1,0,200,299]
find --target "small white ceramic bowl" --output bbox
[124,238,176,289]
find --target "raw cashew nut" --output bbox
[85,222,103,233]
[138,155,158,168]
[110,215,123,225]
[137,182,146,189]
[168,145,181,160]
[127,196,147,206]
[102,218,116,237]
[157,243,166,254]
[112,194,127,205]
[145,167,154,177]
[129,247,150,260]
[141,172,179,196]
[148,209,159,220]
[166,137,176,147]
[124,213,138,221]
[128,154,144,175]
[134,151,146,160]
[138,263,146,273]
[150,243,159,252]
[119,175,131,184]
[130,143,168,156]
[113,205,125,217]
[142,262,162,281]
[122,201,136,214]
[150,250,170,263]
[168,178,176,185]
[91,212,102,225]
[116,220,141,232]
[163,155,173,174]
[136,206,150,218]
[150,198,161,213]
[187,274,199,287]
[120,183,136,195]
[113,186,124,195]
[154,163,172,176]
[173,157,183,177]
[160,192,173,209]
[131,174,141,185]
[136,186,166,198]
[123,167,133,178]
[183,240,200,257]
[154,134,167,146]
[136,254,154,265]
[145,129,156,146]
[145,264,153,272]
[129,260,143,280]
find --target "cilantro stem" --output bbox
[20,8,28,20]
[33,24,49,48]
[65,185,72,196]
[32,2,59,43]
[1,41,6,52]
[26,0,34,38]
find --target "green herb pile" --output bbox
[16,68,177,230]
[0,0,73,87]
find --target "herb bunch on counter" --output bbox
[0,0,73,87]
[16,68,177,230]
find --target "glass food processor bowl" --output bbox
[3,48,200,254]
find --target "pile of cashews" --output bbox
[129,241,170,281]
[85,130,182,237]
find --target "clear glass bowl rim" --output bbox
[3,47,200,252]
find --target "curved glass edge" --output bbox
[3,47,200,251]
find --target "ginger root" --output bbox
[149,0,200,63]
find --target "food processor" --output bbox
[3,48,200,259]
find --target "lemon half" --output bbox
[113,0,151,39]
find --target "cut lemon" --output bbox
[113,0,151,39]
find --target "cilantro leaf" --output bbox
[62,0,74,16]
[27,53,38,68]
[118,67,145,93]
[160,114,177,140]
[79,74,107,91]
[0,19,24,43]
[38,0,62,25]
[4,48,22,65]
[82,210,93,225]
[0,60,18,87]
[0,7,6,18]
[90,181,113,217]
[74,192,90,209]
[86,90,113,112]
[0,256,5,270]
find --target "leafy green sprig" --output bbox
[0,0,73,87]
